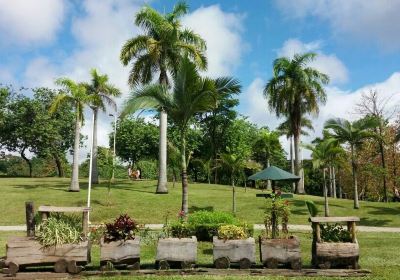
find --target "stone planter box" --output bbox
[100,237,140,270]
[259,235,301,270]
[213,236,255,269]
[4,236,89,275]
[155,236,197,269]
[314,242,359,269]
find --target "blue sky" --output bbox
[1,0,400,156]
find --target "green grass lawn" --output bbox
[0,177,399,227]
[0,230,398,279]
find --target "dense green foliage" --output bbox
[35,213,82,247]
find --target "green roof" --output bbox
[248,166,300,181]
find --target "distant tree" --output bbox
[325,117,379,209]
[84,69,121,184]
[113,117,159,165]
[50,78,93,191]
[120,1,207,194]
[264,52,329,194]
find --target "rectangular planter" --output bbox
[259,235,301,269]
[213,236,255,268]
[314,242,359,269]
[155,236,197,269]
[100,237,140,269]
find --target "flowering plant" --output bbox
[104,214,138,242]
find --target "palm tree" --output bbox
[264,52,329,194]
[120,1,207,194]
[50,78,93,192]
[219,151,247,213]
[122,56,239,215]
[84,69,121,184]
[278,116,313,192]
[324,117,378,209]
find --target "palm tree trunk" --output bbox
[70,111,80,192]
[332,166,337,198]
[351,145,359,209]
[378,138,387,202]
[180,130,189,215]
[21,147,32,177]
[156,69,168,194]
[91,107,99,184]
[294,132,304,194]
[267,158,271,190]
[323,168,329,217]
[329,165,333,197]
[156,109,168,193]
[231,174,236,213]
[290,136,295,192]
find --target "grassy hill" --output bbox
[0,177,399,227]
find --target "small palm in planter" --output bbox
[156,211,197,270]
[259,194,301,270]
[213,225,255,269]
[100,214,140,270]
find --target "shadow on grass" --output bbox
[189,206,214,212]
[365,205,400,216]
[360,217,393,227]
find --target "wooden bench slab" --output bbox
[38,206,90,213]
[309,217,360,223]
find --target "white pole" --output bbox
[87,110,95,223]
[110,111,117,182]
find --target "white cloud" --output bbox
[241,73,400,158]
[24,57,58,88]
[183,5,246,77]
[275,0,400,50]
[0,0,66,46]
[278,39,348,84]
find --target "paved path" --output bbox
[1,224,400,233]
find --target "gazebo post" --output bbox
[272,181,276,194]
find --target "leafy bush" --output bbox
[263,193,291,239]
[36,213,82,247]
[135,160,158,179]
[104,214,138,242]
[187,210,253,241]
[167,222,193,238]
[305,200,319,217]
[320,223,352,243]
[217,225,248,240]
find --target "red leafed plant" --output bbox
[104,214,138,242]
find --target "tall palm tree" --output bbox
[120,1,207,194]
[324,117,378,209]
[84,69,121,184]
[122,57,239,215]
[264,52,329,194]
[50,78,93,192]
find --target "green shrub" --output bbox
[135,160,158,179]
[36,213,82,247]
[320,223,352,242]
[305,200,319,217]
[217,225,248,240]
[167,222,193,238]
[187,211,253,241]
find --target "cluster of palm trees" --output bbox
[50,70,120,191]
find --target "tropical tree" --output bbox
[120,1,207,194]
[304,139,343,216]
[324,117,379,208]
[219,151,247,213]
[264,52,329,194]
[84,69,121,184]
[122,57,239,215]
[277,116,313,192]
[50,78,93,192]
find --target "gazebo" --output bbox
[248,165,300,195]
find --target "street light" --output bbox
[109,110,117,182]
[87,108,96,224]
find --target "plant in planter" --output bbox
[100,214,140,270]
[259,194,301,270]
[156,211,197,270]
[213,225,255,269]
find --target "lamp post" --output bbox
[87,108,96,224]
[109,111,117,182]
